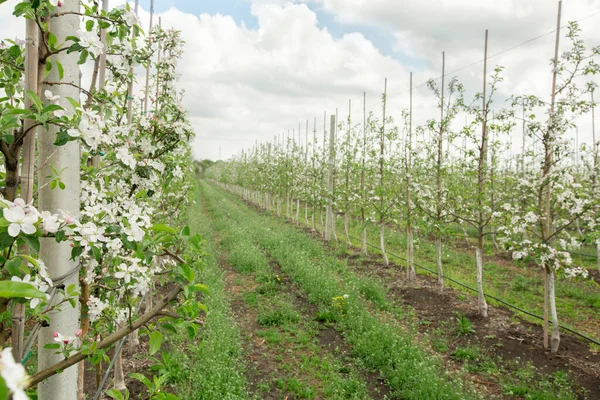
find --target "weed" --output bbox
[257,304,301,326]
[453,346,479,361]
[455,313,476,336]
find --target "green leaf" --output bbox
[26,90,43,111]
[78,49,89,65]
[191,284,209,294]
[185,323,198,340]
[0,376,8,400]
[105,389,125,400]
[43,343,61,349]
[160,323,177,333]
[149,224,177,235]
[56,60,64,80]
[0,232,14,251]
[148,330,162,355]
[177,264,194,283]
[5,257,22,276]
[8,45,21,58]
[22,235,40,253]
[181,226,191,237]
[48,32,57,48]
[85,20,95,32]
[0,281,46,299]
[54,130,70,146]
[44,59,52,78]
[71,245,83,260]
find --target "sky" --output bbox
[1,0,600,161]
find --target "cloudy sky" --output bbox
[2,0,600,160]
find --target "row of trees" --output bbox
[208,11,600,354]
[0,0,200,398]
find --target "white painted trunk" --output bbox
[380,222,389,266]
[344,213,351,247]
[320,209,325,238]
[436,238,444,292]
[113,348,126,391]
[549,269,561,353]
[128,329,139,353]
[277,197,282,217]
[332,215,338,242]
[305,203,309,227]
[476,248,488,317]
[311,208,316,232]
[361,227,367,255]
[597,242,600,272]
[38,3,81,398]
[295,199,300,224]
[407,231,415,282]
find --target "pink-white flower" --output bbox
[53,332,75,345]
[0,348,30,400]
[41,211,59,233]
[3,203,38,237]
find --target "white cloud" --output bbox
[1,0,599,161]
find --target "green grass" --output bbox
[202,181,481,400]
[168,185,250,399]
[304,202,600,344]
[204,188,374,400]
[205,181,587,400]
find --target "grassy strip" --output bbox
[293,202,600,344]
[205,189,376,399]
[203,182,482,400]
[167,186,250,399]
[222,187,586,399]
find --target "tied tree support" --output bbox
[38,3,81,399]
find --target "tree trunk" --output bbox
[38,2,81,398]
[296,199,300,224]
[436,238,444,292]
[407,230,415,283]
[361,226,367,255]
[548,268,560,353]
[380,222,389,266]
[113,342,126,391]
[344,213,351,247]
[597,242,600,273]
[476,247,488,317]
[543,269,549,349]
[12,16,40,363]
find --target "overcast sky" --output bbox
[2,0,600,161]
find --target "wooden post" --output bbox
[143,0,155,114]
[476,30,490,318]
[325,115,336,241]
[406,73,415,282]
[12,14,40,364]
[126,0,140,124]
[544,0,562,354]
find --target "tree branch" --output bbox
[26,284,183,388]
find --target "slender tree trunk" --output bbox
[361,227,368,255]
[305,203,309,227]
[597,242,600,273]
[548,268,560,352]
[325,115,335,242]
[344,213,351,247]
[406,72,416,283]
[380,222,389,265]
[544,269,549,349]
[296,199,300,224]
[436,238,444,292]
[475,248,488,317]
[12,16,40,363]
